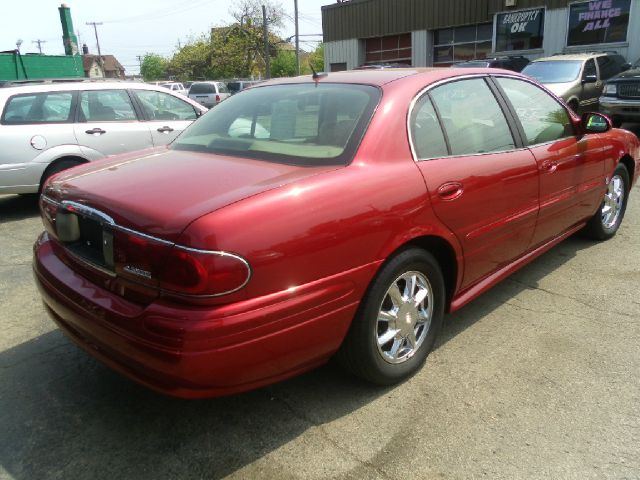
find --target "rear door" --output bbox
[494,76,604,246]
[74,89,153,156]
[131,89,199,146]
[411,77,539,289]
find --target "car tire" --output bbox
[39,159,83,194]
[583,163,629,240]
[612,118,623,128]
[337,248,445,385]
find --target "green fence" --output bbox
[0,52,84,80]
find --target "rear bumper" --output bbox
[0,162,47,194]
[34,232,374,398]
[599,96,640,122]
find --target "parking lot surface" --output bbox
[1,130,640,479]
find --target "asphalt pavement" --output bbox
[1,127,640,479]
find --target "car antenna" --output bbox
[310,65,327,82]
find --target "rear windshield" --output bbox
[227,82,241,93]
[173,83,380,166]
[189,83,216,94]
[522,60,582,83]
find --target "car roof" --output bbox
[259,68,443,87]
[533,52,614,62]
[0,80,207,110]
[0,81,168,94]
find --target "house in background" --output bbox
[82,46,126,79]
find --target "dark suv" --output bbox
[453,56,530,72]
[600,58,640,127]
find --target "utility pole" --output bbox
[262,4,270,79]
[32,39,47,54]
[294,0,300,76]
[136,55,143,76]
[86,21,104,74]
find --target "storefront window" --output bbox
[433,23,493,67]
[567,0,631,46]
[495,8,545,52]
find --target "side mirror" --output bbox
[582,112,611,133]
[582,74,598,84]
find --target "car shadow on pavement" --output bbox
[0,230,601,480]
[0,194,40,223]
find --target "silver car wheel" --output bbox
[376,271,433,364]
[601,174,625,230]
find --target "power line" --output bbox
[32,39,47,54]
[86,22,104,72]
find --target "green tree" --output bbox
[307,43,324,73]
[270,50,296,78]
[140,53,167,81]
[167,1,286,81]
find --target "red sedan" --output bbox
[33,68,640,398]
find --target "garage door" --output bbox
[364,33,411,66]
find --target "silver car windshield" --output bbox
[521,61,583,83]
[172,83,380,166]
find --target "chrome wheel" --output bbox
[376,271,433,364]
[602,174,625,230]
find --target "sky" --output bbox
[1,0,333,75]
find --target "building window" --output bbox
[364,33,411,66]
[495,8,544,52]
[567,0,631,46]
[433,23,492,67]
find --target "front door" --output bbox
[494,76,604,247]
[131,89,200,146]
[411,77,539,289]
[580,58,602,111]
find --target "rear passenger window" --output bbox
[410,95,448,159]
[496,78,573,145]
[2,92,73,124]
[79,90,137,122]
[430,78,515,156]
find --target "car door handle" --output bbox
[437,182,464,200]
[85,128,106,135]
[541,160,558,173]
[157,126,174,133]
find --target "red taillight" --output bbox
[113,230,250,297]
[215,94,220,103]
[113,230,170,288]
[158,248,250,296]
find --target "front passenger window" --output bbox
[496,78,573,145]
[133,90,197,121]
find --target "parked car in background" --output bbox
[453,56,529,72]
[521,52,629,112]
[600,58,640,127]
[0,80,206,194]
[227,80,262,95]
[34,68,639,398]
[160,82,187,96]
[354,63,408,70]
[188,81,230,107]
